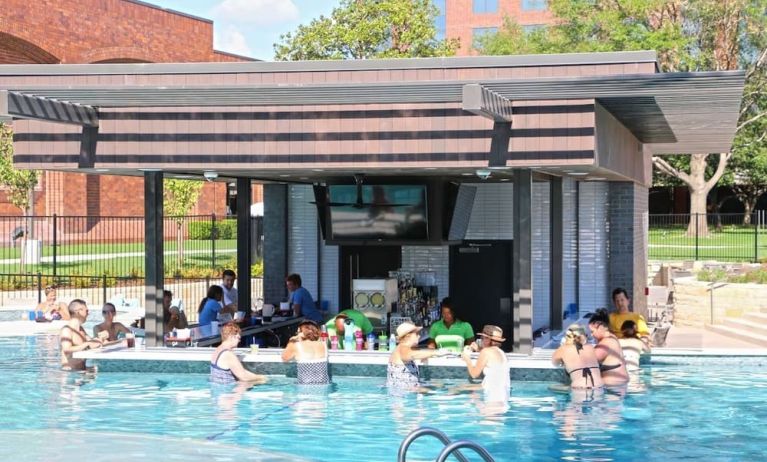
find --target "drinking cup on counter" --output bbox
[125,333,135,348]
[250,344,259,355]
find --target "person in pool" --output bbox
[93,303,132,342]
[552,324,604,389]
[618,320,651,372]
[281,320,330,385]
[461,325,510,402]
[210,323,266,385]
[588,309,629,386]
[387,322,444,390]
[60,299,103,371]
[37,285,69,321]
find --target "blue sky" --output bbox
[147,0,340,60]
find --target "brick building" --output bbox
[435,0,554,55]
[0,0,257,217]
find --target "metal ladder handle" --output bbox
[436,440,496,462]
[397,427,470,462]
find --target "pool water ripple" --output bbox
[2,336,767,461]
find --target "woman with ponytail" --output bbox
[552,324,604,389]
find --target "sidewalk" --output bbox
[664,325,767,349]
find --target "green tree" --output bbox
[0,122,39,271]
[274,0,458,60]
[478,0,767,237]
[163,179,203,268]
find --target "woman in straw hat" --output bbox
[551,324,604,389]
[461,325,510,402]
[387,321,444,390]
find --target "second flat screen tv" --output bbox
[328,185,428,240]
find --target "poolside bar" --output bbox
[0,51,744,354]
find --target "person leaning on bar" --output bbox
[325,309,374,349]
[427,298,475,349]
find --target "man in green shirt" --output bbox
[427,299,475,348]
[325,309,374,349]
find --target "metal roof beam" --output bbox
[462,84,513,122]
[0,90,98,127]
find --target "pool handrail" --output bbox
[436,440,496,462]
[397,427,471,462]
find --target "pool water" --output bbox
[2,336,766,461]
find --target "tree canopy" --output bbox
[274,0,458,60]
[0,122,38,215]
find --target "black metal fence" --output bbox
[0,273,264,324]
[0,214,263,277]
[649,212,766,262]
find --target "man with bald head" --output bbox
[60,299,103,370]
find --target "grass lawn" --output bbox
[649,226,767,261]
[0,243,238,276]
[0,239,237,258]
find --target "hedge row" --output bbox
[187,219,237,240]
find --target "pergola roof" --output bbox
[0,52,745,154]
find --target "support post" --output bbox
[52,214,58,277]
[513,169,533,354]
[264,184,289,303]
[144,171,164,347]
[236,178,253,313]
[211,213,217,269]
[549,177,564,331]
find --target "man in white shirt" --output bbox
[220,269,238,309]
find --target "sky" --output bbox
[146,0,340,60]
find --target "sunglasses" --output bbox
[102,310,115,315]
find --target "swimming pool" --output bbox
[1,336,766,461]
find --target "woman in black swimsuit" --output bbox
[588,310,629,386]
[552,324,604,389]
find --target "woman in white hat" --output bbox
[461,325,510,402]
[387,322,443,390]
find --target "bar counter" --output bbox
[75,344,562,381]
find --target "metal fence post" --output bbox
[694,213,699,260]
[755,211,759,262]
[36,272,42,304]
[102,273,108,305]
[52,214,58,277]
[211,213,217,269]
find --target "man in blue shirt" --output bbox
[286,273,322,323]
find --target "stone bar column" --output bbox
[608,182,649,315]
[143,171,164,347]
[236,178,253,312]
[513,169,533,354]
[263,184,288,304]
[549,176,564,331]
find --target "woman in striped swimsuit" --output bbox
[281,321,330,385]
[210,323,267,385]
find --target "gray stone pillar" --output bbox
[143,171,164,347]
[550,177,564,331]
[608,182,648,315]
[236,178,252,312]
[264,184,288,304]
[513,169,533,354]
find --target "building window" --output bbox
[522,24,545,34]
[473,27,499,48]
[473,0,499,14]
[433,0,447,40]
[521,0,547,11]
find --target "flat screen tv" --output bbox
[327,184,428,240]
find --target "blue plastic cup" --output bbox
[36,310,44,320]
[28,311,36,321]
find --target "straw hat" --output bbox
[478,325,506,342]
[396,321,422,340]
